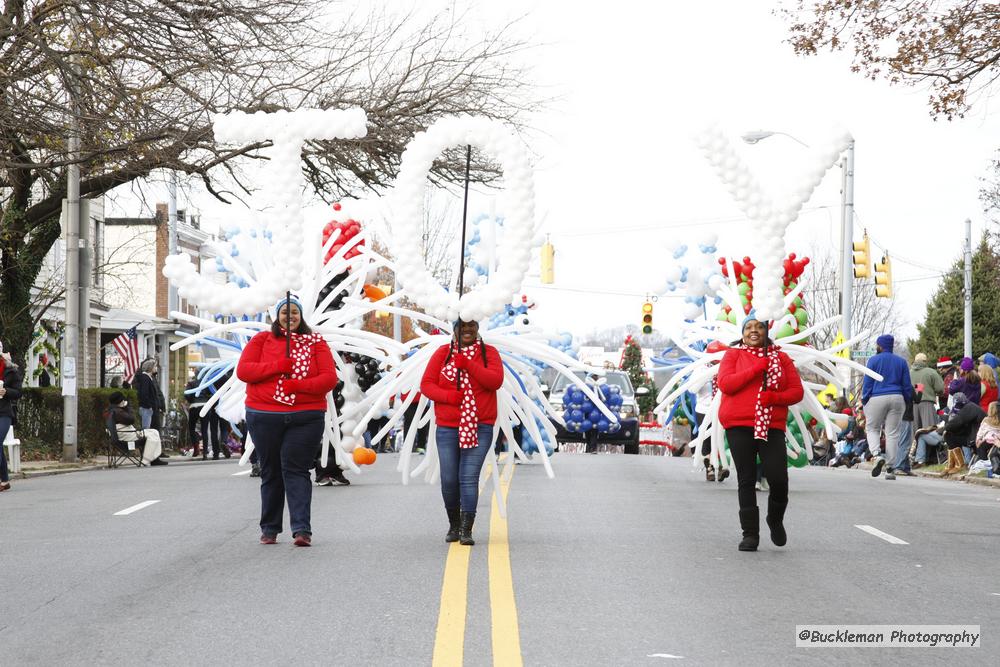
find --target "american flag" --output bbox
[112,326,140,383]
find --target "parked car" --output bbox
[546,369,647,454]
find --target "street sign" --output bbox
[851,349,876,360]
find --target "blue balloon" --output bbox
[581,420,593,432]
[597,419,610,432]
[588,409,601,422]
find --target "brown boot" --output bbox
[942,449,961,476]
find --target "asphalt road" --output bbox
[1,453,998,666]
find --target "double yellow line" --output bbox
[432,461,522,666]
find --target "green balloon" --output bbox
[789,447,809,468]
[774,323,795,339]
[787,281,797,291]
[737,282,750,296]
[793,297,803,307]
[728,311,738,324]
[716,310,729,321]
[795,309,809,326]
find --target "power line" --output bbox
[551,206,836,238]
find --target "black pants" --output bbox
[696,412,711,457]
[403,402,428,450]
[368,417,390,452]
[726,427,788,511]
[201,409,222,456]
[314,443,343,480]
[187,406,203,447]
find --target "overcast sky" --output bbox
[111,1,1000,347]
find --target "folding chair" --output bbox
[106,416,143,469]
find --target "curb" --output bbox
[18,464,106,479]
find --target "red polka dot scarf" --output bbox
[273,332,325,406]
[440,342,481,448]
[740,343,783,441]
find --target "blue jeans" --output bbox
[915,431,943,463]
[247,409,324,536]
[894,421,913,471]
[139,407,153,430]
[436,424,494,513]
[0,415,11,482]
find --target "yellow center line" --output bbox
[489,464,523,666]
[432,543,471,667]
[433,453,522,667]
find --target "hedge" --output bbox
[14,387,139,460]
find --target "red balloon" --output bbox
[743,256,751,264]
[706,341,728,354]
[788,303,797,313]
[743,304,751,314]
[332,202,342,211]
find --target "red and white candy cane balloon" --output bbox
[162,108,368,316]
[389,116,535,323]
[694,126,852,322]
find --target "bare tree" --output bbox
[781,0,1000,119]
[802,246,905,352]
[0,1,538,364]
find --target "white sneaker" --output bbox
[885,470,896,480]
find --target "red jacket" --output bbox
[717,346,803,431]
[420,343,504,427]
[237,331,338,412]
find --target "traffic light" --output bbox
[540,240,554,284]
[641,302,653,334]
[852,233,870,278]
[874,253,893,298]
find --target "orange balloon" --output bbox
[353,447,377,465]
[362,284,387,301]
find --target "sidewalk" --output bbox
[854,459,1000,489]
[12,449,199,479]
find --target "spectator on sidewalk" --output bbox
[942,392,985,476]
[893,396,915,476]
[862,334,912,481]
[978,364,998,412]
[135,359,160,430]
[911,352,943,432]
[0,344,24,492]
[109,392,166,465]
[974,401,1000,463]
[950,357,982,407]
[937,357,956,411]
[238,295,338,547]
[183,374,205,458]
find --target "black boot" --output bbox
[459,511,476,546]
[766,498,787,547]
[445,508,460,543]
[738,507,759,552]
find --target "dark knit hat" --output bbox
[109,391,125,405]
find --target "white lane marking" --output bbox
[231,469,253,476]
[114,500,161,516]
[854,525,909,545]
[648,654,684,659]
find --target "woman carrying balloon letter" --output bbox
[717,311,803,552]
[420,319,504,546]
[237,295,337,547]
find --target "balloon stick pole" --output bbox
[455,144,472,389]
[285,290,291,358]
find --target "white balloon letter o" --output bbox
[391,116,535,322]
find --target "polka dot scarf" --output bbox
[440,342,481,449]
[740,343,783,440]
[273,332,324,406]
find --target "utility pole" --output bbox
[964,218,973,358]
[840,140,855,343]
[168,170,179,314]
[62,35,81,463]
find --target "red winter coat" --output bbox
[237,331,338,412]
[420,343,504,427]
[717,346,803,432]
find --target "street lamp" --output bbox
[741,130,855,343]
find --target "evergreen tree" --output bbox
[912,235,1000,360]
[619,336,657,416]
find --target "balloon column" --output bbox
[715,252,810,341]
[561,382,623,435]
